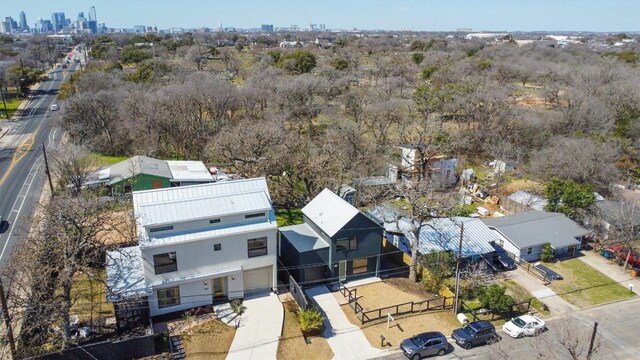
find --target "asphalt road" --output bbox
[374,297,640,360]
[0,62,74,268]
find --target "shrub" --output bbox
[277,50,317,74]
[540,243,555,262]
[479,284,515,313]
[298,307,324,332]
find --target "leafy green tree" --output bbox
[418,65,438,79]
[410,40,427,51]
[544,177,595,220]
[479,284,515,313]
[235,40,245,51]
[277,50,317,74]
[540,243,555,262]
[411,52,425,66]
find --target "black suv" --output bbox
[452,321,501,349]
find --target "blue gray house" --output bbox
[367,206,497,260]
[279,189,384,285]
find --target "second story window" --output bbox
[154,252,177,274]
[336,236,357,251]
[248,237,268,258]
[214,243,222,251]
[245,212,265,219]
[210,219,221,224]
[150,225,174,233]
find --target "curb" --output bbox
[579,294,639,311]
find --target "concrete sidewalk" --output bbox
[306,285,382,360]
[226,292,283,360]
[504,267,578,315]
[578,250,640,295]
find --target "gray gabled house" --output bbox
[279,189,384,285]
[483,211,591,262]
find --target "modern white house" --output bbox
[106,177,278,321]
[390,144,458,186]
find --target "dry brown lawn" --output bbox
[182,318,236,360]
[277,301,333,360]
[499,179,545,196]
[341,281,430,311]
[337,279,459,349]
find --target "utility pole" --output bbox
[0,279,17,360]
[453,222,464,313]
[587,321,599,358]
[42,143,55,197]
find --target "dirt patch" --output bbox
[383,277,432,299]
[277,301,333,360]
[97,208,136,245]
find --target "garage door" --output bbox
[304,265,326,283]
[243,266,272,293]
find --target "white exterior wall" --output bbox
[401,147,415,171]
[142,228,277,316]
[146,213,268,235]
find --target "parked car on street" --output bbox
[50,104,59,111]
[451,321,501,349]
[533,262,563,280]
[502,315,547,338]
[400,331,449,359]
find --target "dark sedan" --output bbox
[400,331,448,359]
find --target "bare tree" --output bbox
[50,143,97,196]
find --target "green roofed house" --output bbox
[86,155,215,195]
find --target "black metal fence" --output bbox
[460,298,533,323]
[357,296,454,324]
[32,334,156,360]
[289,275,310,310]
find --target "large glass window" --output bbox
[336,236,357,251]
[248,237,268,257]
[154,252,177,274]
[352,258,368,274]
[157,287,180,308]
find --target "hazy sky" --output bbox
[5,0,640,32]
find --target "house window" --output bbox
[526,247,533,255]
[336,236,357,251]
[352,258,368,274]
[154,252,177,274]
[157,287,180,308]
[248,237,268,257]
[498,239,504,247]
[245,212,265,219]
[214,243,222,251]
[210,219,221,224]
[150,225,174,233]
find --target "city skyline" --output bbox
[3,0,640,32]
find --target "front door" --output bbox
[338,260,347,281]
[212,277,225,299]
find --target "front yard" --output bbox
[338,279,459,349]
[545,259,635,307]
[501,279,551,316]
[71,270,114,327]
[182,318,236,360]
[277,301,333,360]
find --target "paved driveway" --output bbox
[306,285,382,360]
[226,292,283,360]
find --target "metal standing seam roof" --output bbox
[302,188,359,237]
[279,223,330,253]
[137,190,272,227]
[105,246,151,301]
[482,211,589,249]
[508,190,548,211]
[167,160,214,182]
[133,177,271,210]
[417,217,497,257]
[108,155,172,184]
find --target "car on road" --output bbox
[74,59,80,63]
[61,63,67,69]
[400,331,449,359]
[50,104,59,111]
[502,315,547,338]
[533,262,563,280]
[451,321,501,349]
